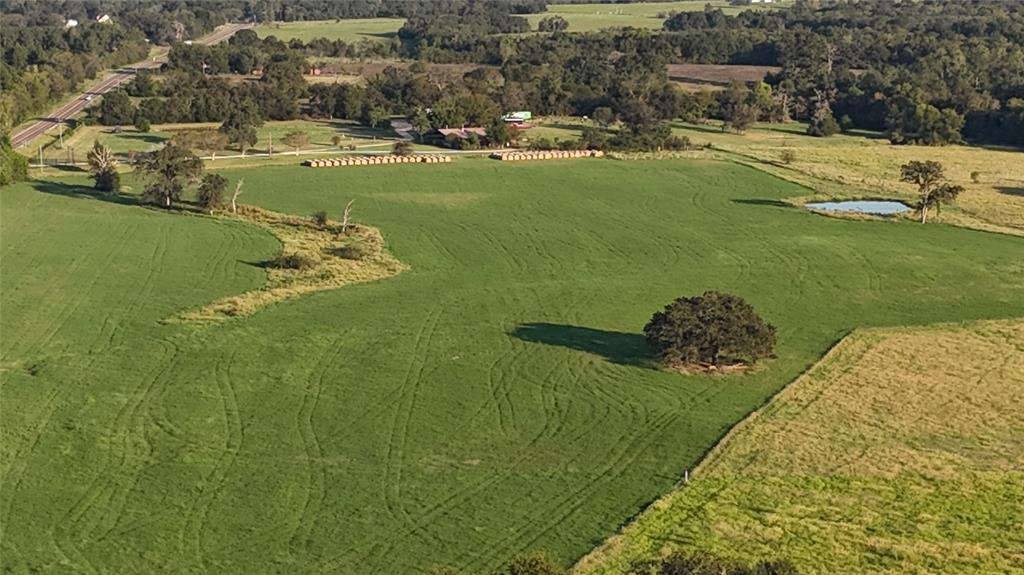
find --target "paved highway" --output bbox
[11,23,252,149]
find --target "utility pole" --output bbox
[268,133,273,156]
[59,122,64,149]
[38,145,43,171]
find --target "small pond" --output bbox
[804,200,910,215]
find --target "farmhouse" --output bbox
[424,127,487,147]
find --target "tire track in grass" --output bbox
[380,303,447,544]
[288,336,346,553]
[54,337,180,571]
[336,334,582,570]
[329,290,595,569]
[104,219,168,352]
[180,348,245,571]
[4,221,130,363]
[359,345,603,571]
[34,220,140,355]
[5,226,159,568]
[1,387,70,567]
[467,375,720,573]
[461,355,722,570]
[76,221,176,544]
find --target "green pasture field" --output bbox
[2,158,1023,573]
[31,120,401,164]
[526,1,788,31]
[254,18,405,43]
[525,118,1024,235]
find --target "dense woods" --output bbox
[3,0,1024,147]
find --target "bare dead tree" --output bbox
[231,178,244,214]
[340,199,354,233]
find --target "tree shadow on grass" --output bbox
[512,323,653,367]
[31,180,140,207]
[996,186,1024,197]
[730,198,793,209]
[118,133,166,145]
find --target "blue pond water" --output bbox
[804,200,910,215]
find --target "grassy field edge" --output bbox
[571,329,856,573]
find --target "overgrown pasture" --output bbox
[578,319,1024,574]
[2,158,1022,573]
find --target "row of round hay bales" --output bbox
[489,150,605,161]
[304,155,452,168]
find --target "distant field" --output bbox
[250,1,788,42]
[254,18,405,43]
[578,318,1024,574]
[527,1,787,31]
[5,157,1024,572]
[31,120,400,164]
[525,118,1024,235]
[670,121,1024,235]
[666,63,781,87]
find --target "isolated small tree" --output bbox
[537,15,569,33]
[87,140,120,192]
[720,81,759,133]
[283,130,309,155]
[200,130,228,160]
[592,106,615,128]
[900,160,964,223]
[311,210,329,228]
[725,102,758,133]
[807,94,840,137]
[485,119,516,147]
[134,115,151,133]
[392,140,414,156]
[780,149,797,164]
[138,143,203,208]
[196,173,227,213]
[644,291,776,367]
[220,100,262,156]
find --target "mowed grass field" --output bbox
[529,118,1024,235]
[526,1,788,31]
[2,158,1024,573]
[670,121,1024,234]
[32,120,399,164]
[254,18,405,43]
[248,1,788,42]
[578,319,1024,574]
